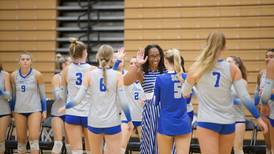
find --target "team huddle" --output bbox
[0,32,273,154]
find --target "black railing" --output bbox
[77,0,101,54]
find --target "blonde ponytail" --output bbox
[190,32,226,78]
[101,59,107,89]
[165,48,183,82]
[96,44,114,91]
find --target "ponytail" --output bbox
[96,44,114,91]
[191,32,226,78]
[165,48,184,82]
[101,59,107,89]
[69,37,87,59]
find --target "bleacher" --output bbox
[57,0,124,64]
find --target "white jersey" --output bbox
[88,68,121,128]
[66,63,91,117]
[14,69,41,113]
[51,73,65,116]
[121,82,145,122]
[231,86,245,122]
[0,71,11,115]
[196,60,234,124]
[260,71,274,119]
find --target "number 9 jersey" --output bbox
[66,63,91,117]
[196,60,234,124]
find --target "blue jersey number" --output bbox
[21,85,26,92]
[75,73,82,85]
[99,78,107,92]
[212,72,221,87]
[134,92,139,100]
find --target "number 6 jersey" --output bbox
[196,60,234,124]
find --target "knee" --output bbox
[29,140,39,151]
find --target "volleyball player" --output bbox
[261,58,274,154]
[255,48,274,154]
[0,63,11,154]
[155,49,192,154]
[226,56,248,154]
[51,56,72,154]
[61,44,133,154]
[60,38,95,154]
[182,32,268,154]
[11,52,47,154]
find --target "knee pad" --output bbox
[71,150,83,154]
[0,142,5,152]
[52,141,63,154]
[17,143,27,153]
[29,140,39,151]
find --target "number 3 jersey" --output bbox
[121,81,145,122]
[66,63,91,117]
[14,68,41,113]
[196,60,234,124]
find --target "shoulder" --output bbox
[11,70,17,79]
[33,69,42,78]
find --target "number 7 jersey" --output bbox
[66,63,92,117]
[195,60,234,124]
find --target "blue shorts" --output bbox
[0,114,11,118]
[235,121,245,124]
[268,117,274,127]
[65,115,88,128]
[187,111,194,123]
[122,120,141,127]
[197,122,235,135]
[88,125,121,135]
[51,115,66,121]
[18,112,34,117]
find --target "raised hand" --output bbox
[116,47,126,61]
[136,49,148,67]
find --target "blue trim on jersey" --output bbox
[268,117,274,127]
[254,90,260,106]
[65,101,75,109]
[41,98,47,112]
[197,122,235,135]
[271,93,274,101]
[88,125,121,135]
[65,115,88,128]
[19,68,32,79]
[242,97,260,119]
[122,120,142,127]
[233,98,241,105]
[113,59,122,70]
